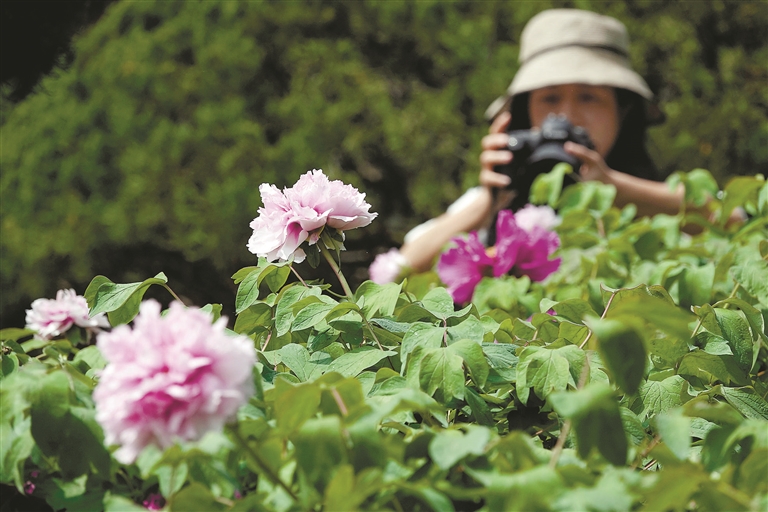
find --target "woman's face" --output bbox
[528,84,620,158]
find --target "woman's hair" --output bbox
[507,88,659,181]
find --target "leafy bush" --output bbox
[2,0,766,328]
[2,170,766,511]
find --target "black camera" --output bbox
[495,114,594,208]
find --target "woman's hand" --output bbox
[564,141,616,184]
[479,111,513,188]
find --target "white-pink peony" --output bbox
[247,169,377,262]
[25,289,109,340]
[512,204,561,233]
[93,300,256,464]
[368,248,408,284]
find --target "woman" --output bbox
[399,9,697,273]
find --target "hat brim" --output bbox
[485,47,663,124]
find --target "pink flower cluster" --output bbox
[248,169,377,262]
[368,248,408,284]
[437,206,561,303]
[25,289,109,340]
[93,300,256,464]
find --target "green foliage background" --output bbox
[2,0,766,324]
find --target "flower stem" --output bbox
[162,284,187,306]
[229,427,298,502]
[319,243,354,300]
[289,264,309,288]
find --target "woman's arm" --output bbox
[399,188,494,272]
[564,141,683,217]
[565,142,745,229]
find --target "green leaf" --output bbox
[550,382,628,465]
[259,263,292,293]
[720,386,768,420]
[83,275,112,309]
[552,468,637,512]
[400,323,444,363]
[156,461,189,498]
[677,263,715,308]
[720,175,765,224]
[355,281,401,319]
[275,343,330,382]
[677,351,748,386]
[233,303,273,335]
[639,463,708,512]
[445,315,487,345]
[552,298,598,323]
[103,494,147,512]
[324,301,362,322]
[170,482,227,512]
[655,408,691,460]
[274,381,321,433]
[736,447,768,496]
[530,163,570,207]
[234,267,263,313]
[292,298,338,331]
[326,346,396,378]
[199,303,222,322]
[428,426,490,470]
[72,345,107,372]
[516,346,571,404]
[586,316,646,395]
[609,293,695,342]
[638,374,688,419]
[292,415,347,491]
[671,168,719,207]
[231,266,258,285]
[418,347,466,402]
[683,396,745,426]
[730,260,768,307]
[274,286,321,336]
[464,386,495,426]
[0,328,35,343]
[714,308,754,371]
[90,273,168,325]
[446,339,489,388]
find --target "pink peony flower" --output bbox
[436,233,494,304]
[437,207,561,303]
[93,300,256,464]
[248,169,377,262]
[25,289,109,340]
[513,204,561,232]
[494,209,561,282]
[369,248,408,284]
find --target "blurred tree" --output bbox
[2,0,766,327]
[1,0,114,101]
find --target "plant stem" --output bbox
[549,354,590,468]
[229,428,299,502]
[289,264,309,288]
[579,290,617,349]
[163,284,187,305]
[319,243,354,300]
[548,420,571,469]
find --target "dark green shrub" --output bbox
[2,0,766,324]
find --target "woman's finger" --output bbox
[480,168,512,188]
[564,141,601,164]
[480,150,513,169]
[489,111,512,134]
[481,133,512,150]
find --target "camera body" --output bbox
[495,114,594,208]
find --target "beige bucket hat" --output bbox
[485,9,662,123]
